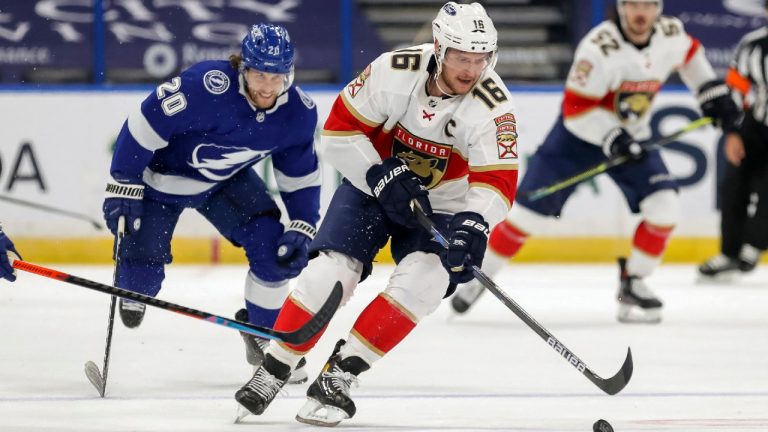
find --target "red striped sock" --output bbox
[272,296,327,353]
[351,294,416,356]
[633,221,674,257]
[488,220,528,257]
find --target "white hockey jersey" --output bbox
[320,44,519,226]
[563,16,717,145]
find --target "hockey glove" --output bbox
[366,157,432,228]
[602,128,644,160]
[698,80,741,134]
[103,178,144,234]
[440,212,490,284]
[276,220,317,279]
[0,226,21,282]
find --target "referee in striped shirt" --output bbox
[699,14,768,279]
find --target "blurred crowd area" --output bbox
[0,0,765,86]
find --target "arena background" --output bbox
[1,0,765,264]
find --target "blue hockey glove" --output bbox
[366,157,432,228]
[698,80,741,134]
[102,178,144,234]
[602,128,644,160]
[0,225,21,282]
[276,220,317,279]
[440,212,490,284]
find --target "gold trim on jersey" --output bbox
[469,163,519,172]
[469,182,512,209]
[392,122,453,189]
[321,129,365,137]
[340,91,382,128]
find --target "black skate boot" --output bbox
[235,308,308,384]
[616,257,662,324]
[451,280,485,314]
[119,298,146,328]
[235,354,291,416]
[698,254,742,281]
[295,339,371,427]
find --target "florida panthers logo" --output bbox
[615,80,661,121]
[188,144,273,181]
[392,123,450,189]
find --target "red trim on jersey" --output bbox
[272,297,328,353]
[726,66,751,96]
[351,295,416,354]
[469,169,518,204]
[683,37,702,66]
[323,95,379,135]
[488,219,527,257]
[562,89,614,118]
[633,221,674,257]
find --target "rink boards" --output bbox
[0,87,731,263]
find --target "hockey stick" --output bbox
[84,217,124,397]
[411,201,633,395]
[11,259,342,345]
[0,194,104,230]
[522,117,714,202]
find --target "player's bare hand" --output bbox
[724,132,745,166]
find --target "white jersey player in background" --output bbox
[452,0,740,323]
[234,2,519,426]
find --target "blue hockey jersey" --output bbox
[109,60,320,225]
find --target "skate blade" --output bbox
[695,271,740,284]
[83,361,105,397]
[234,405,251,423]
[295,398,347,427]
[287,368,308,385]
[617,304,661,324]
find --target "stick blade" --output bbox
[594,347,633,395]
[84,361,106,397]
[279,281,342,345]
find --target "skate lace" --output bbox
[323,367,359,397]
[705,254,734,269]
[245,368,286,400]
[121,300,145,312]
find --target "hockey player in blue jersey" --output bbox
[102,23,319,381]
[0,224,21,282]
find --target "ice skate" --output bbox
[235,355,290,416]
[235,308,308,384]
[450,280,485,314]
[295,340,370,427]
[697,254,743,282]
[616,258,662,324]
[119,298,146,328]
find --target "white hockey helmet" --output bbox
[617,0,663,20]
[432,2,498,71]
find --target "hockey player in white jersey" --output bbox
[235,2,518,426]
[452,0,740,323]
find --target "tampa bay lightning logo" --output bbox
[188,144,273,181]
[203,70,230,95]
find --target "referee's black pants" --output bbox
[720,113,768,258]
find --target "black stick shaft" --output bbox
[0,194,104,230]
[411,202,633,395]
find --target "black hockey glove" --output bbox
[440,212,490,284]
[276,220,316,279]
[698,80,741,134]
[602,128,644,160]
[103,177,144,234]
[0,225,21,282]
[366,157,432,228]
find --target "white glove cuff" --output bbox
[286,220,317,240]
[105,178,145,200]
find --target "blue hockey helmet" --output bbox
[241,23,295,90]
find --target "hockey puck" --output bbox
[593,419,614,432]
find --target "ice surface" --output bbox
[1,263,766,431]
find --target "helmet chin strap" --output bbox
[432,61,458,98]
